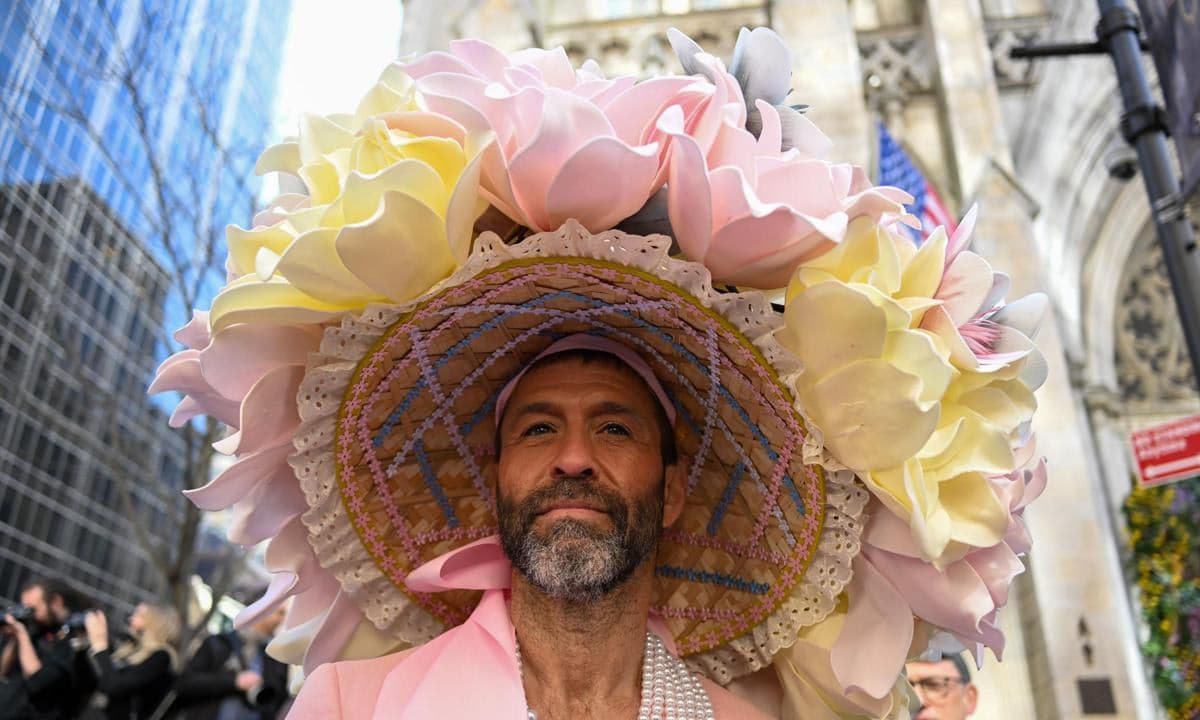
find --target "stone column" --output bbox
[922,0,1014,196]
[771,2,872,169]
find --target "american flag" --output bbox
[877,122,957,243]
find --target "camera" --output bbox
[247,683,280,709]
[2,606,36,629]
[3,606,91,636]
[63,611,89,636]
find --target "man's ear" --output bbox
[963,683,978,714]
[662,461,687,528]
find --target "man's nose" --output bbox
[552,426,596,478]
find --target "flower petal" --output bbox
[832,556,914,699]
[446,132,492,263]
[603,76,697,147]
[864,544,996,645]
[543,136,660,232]
[900,227,948,300]
[782,281,887,379]
[226,224,295,277]
[939,472,1010,548]
[217,365,304,456]
[730,26,792,107]
[256,141,300,175]
[506,89,619,229]
[335,190,457,302]
[807,360,941,471]
[185,441,293,511]
[938,251,995,327]
[209,277,346,332]
[777,105,832,157]
[274,228,384,305]
[965,541,1024,607]
[199,323,320,399]
[227,461,307,545]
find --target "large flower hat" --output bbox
[151,27,1048,719]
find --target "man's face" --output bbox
[907,660,978,720]
[495,357,685,603]
[19,586,58,628]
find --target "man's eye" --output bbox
[522,422,553,437]
[601,423,631,436]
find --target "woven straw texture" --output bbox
[292,222,863,683]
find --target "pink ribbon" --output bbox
[373,536,525,719]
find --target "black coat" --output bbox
[83,648,174,720]
[0,633,93,720]
[169,633,287,720]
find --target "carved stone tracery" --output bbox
[1115,237,1200,407]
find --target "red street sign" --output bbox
[1130,414,1200,488]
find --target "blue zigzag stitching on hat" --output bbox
[414,439,459,527]
[707,461,745,536]
[373,290,590,450]
[461,393,498,437]
[611,306,807,518]
[655,565,771,595]
[368,283,806,528]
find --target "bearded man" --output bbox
[290,338,769,719]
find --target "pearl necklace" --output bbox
[516,631,714,720]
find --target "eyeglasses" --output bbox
[908,676,965,700]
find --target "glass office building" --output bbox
[0,0,291,610]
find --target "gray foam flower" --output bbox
[668,26,816,152]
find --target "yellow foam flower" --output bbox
[211,65,491,331]
[781,217,953,471]
[782,217,1040,563]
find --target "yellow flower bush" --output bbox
[782,217,1040,562]
[211,65,490,331]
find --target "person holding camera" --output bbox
[0,577,93,719]
[82,602,180,720]
[170,606,288,720]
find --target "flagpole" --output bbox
[1095,0,1200,387]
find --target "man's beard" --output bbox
[498,476,664,603]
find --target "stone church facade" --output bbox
[401,2,1191,717]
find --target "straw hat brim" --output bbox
[292,222,864,682]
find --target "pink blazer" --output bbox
[289,645,771,719]
[286,537,773,719]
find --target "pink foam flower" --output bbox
[402,39,701,233]
[660,98,912,289]
[829,442,1047,698]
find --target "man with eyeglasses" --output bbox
[906,653,979,720]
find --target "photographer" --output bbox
[171,606,288,720]
[0,577,92,719]
[82,602,180,720]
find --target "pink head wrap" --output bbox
[493,334,677,428]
